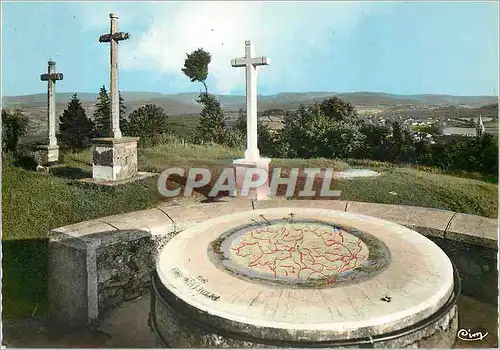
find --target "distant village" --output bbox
[224,103,497,145]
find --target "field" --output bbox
[2,137,498,320]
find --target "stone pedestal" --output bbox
[232,157,271,201]
[91,137,139,181]
[35,144,59,165]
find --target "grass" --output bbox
[2,137,498,320]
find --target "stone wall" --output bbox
[96,234,174,316]
[48,198,497,327]
[426,237,497,305]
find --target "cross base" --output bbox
[232,157,271,201]
[35,144,59,165]
[91,137,139,181]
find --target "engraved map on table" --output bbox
[208,217,391,288]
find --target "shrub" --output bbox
[125,104,170,147]
[2,109,29,153]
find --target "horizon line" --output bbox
[2,90,499,98]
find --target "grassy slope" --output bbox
[2,139,498,319]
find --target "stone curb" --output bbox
[50,199,497,249]
[47,198,498,328]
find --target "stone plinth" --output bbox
[91,137,139,181]
[35,144,59,165]
[152,207,458,348]
[232,158,271,201]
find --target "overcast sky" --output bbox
[2,1,498,96]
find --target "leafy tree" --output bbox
[475,133,498,175]
[93,86,127,137]
[125,104,169,147]
[57,93,95,150]
[280,102,365,159]
[182,48,211,94]
[319,96,359,124]
[234,108,278,157]
[358,121,392,161]
[234,108,247,140]
[388,120,415,162]
[2,109,29,153]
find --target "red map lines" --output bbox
[230,224,368,284]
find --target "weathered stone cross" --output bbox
[231,40,270,161]
[40,60,63,146]
[99,13,130,138]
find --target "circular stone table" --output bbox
[151,207,459,348]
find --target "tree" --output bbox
[319,96,359,124]
[93,86,110,137]
[234,108,247,140]
[57,93,95,150]
[234,108,278,156]
[358,121,392,161]
[182,48,211,93]
[182,48,234,145]
[2,108,29,153]
[119,92,129,134]
[93,86,127,137]
[280,102,365,159]
[125,104,169,147]
[196,93,227,144]
[388,120,415,162]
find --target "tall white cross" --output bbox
[99,13,130,138]
[40,60,63,146]
[231,40,270,161]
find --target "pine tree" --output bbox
[119,91,129,135]
[93,86,127,137]
[196,92,227,144]
[93,86,111,137]
[58,93,95,150]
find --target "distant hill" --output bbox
[2,91,497,138]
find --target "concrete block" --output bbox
[48,239,97,327]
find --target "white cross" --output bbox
[231,40,270,161]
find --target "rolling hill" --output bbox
[2,91,497,138]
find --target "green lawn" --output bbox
[2,138,498,320]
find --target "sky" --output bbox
[1,1,499,97]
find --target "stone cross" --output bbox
[40,60,63,146]
[99,13,130,138]
[231,40,270,161]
